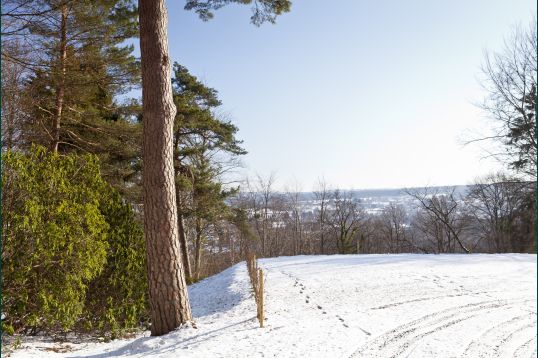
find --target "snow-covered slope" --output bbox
[10,254,537,357]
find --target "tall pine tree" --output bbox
[3,0,142,200]
[138,0,290,336]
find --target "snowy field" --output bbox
[9,254,537,358]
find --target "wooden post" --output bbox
[258,268,264,328]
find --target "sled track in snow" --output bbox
[349,297,535,358]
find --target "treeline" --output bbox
[188,173,535,278]
[1,0,247,337]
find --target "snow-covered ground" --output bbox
[9,254,537,357]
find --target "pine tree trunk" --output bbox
[176,190,192,279]
[139,0,192,336]
[51,3,68,153]
[194,217,203,280]
[229,228,235,265]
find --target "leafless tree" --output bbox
[254,172,277,256]
[465,173,534,253]
[313,177,330,254]
[473,19,537,178]
[405,187,470,253]
[379,202,409,253]
[285,179,305,255]
[328,189,362,254]
[352,216,377,254]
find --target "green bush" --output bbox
[2,146,147,336]
[82,190,148,337]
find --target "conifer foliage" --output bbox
[185,0,291,25]
[171,63,246,280]
[2,147,147,336]
[2,0,142,200]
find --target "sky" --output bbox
[161,0,536,191]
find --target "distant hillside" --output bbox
[287,185,470,202]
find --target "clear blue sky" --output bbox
[162,0,536,190]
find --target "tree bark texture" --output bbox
[139,0,192,336]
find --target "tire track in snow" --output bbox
[513,336,537,358]
[349,298,534,358]
[370,274,506,311]
[495,321,536,357]
[370,290,497,310]
[461,312,536,357]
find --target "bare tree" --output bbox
[329,189,361,254]
[405,187,470,253]
[474,19,537,178]
[285,179,304,255]
[269,193,289,256]
[313,177,330,254]
[255,172,277,256]
[379,202,409,253]
[466,173,534,253]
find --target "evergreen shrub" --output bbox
[2,146,147,337]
